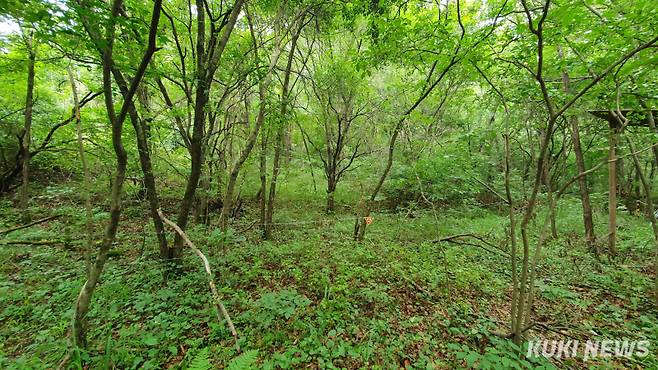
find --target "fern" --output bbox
[187,348,212,370]
[226,350,258,370]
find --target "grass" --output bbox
[0,179,657,369]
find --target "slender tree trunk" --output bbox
[284,125,293,163]
[131,109,169,258]
[633,167,641,213]
[73,14,127,346]
[72,0,162,347]
[542,152,557,238]
[570,116,597,252]
[113,73,169,258]
[558,46,596,252]
[259,127,268,236]
[262,16,303,237]
[173,0,244,256]
[19,33,36,222]
[265,128,283,238]
[625,135,658,306]
[68,66,93,278]
[195,172,210,225]
[174,0,207,259]
[354,120,402,241]
[220,8,291,232]
[219,97,264,230]
[504,129,518,334]
[608,126,618,258]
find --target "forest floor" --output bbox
[1,180,657,369]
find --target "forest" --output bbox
[0,0,657,368]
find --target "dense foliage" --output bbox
[1,0,657,368]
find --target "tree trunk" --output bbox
[113,72,169,258]
[174,0,207,259]
[354,120,402,241]
[219,97,264,230]
[73,24,128,349]
[261,15,304,238]
[326,177,336,213]
[173,0,244,257]
[68,66,93,278]
[72,0,162,347]
[265,128,283,238]
[259,127,268,237]
[542,152,557,238]
[625,135,658,306]
[284,124,293,163]
[504,129,519,335]
[195,172,210,225]
[570,116,597,252]
[559,46,596,252]
[131,108,169,258]
[608,126,618,258]
[19,33,36,222]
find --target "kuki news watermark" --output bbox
[526,338,651,361]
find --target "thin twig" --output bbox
[157,209,241,353]
[473,177,510,205]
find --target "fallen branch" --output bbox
[157,209,241,353]
[0,215,61,236]
[433,233,510,257]
[237,219,258,234]
[0,239,70,247]
[433,233,551,275]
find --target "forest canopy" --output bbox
[1,0,658,368]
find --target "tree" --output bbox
[354,0,509,240]
[508,0,658,343]
[71,0,163,347]
[168,0,245,261]
[303,43,371,212]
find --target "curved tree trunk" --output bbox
[72,0,162,347]
[113,72,169,258]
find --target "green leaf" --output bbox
[142,335,158,346]
[465,352,479,368]
[188,348,211,370]
[226,350,259,370]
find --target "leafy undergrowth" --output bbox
[0,192,657,369]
